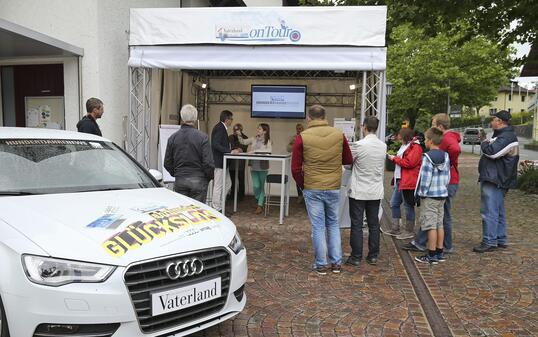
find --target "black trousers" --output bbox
[174,177,209,203]
[229,160,246,200]
[349,198,381,259]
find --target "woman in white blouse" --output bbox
[237,123,272,214]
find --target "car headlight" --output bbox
[228,231,245,254]
[22,255,116,287]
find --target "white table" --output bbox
[222,153,291,224]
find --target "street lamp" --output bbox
[386,81,393,96]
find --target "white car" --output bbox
[0,127,247,337]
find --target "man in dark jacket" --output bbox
[474,110,519,253]
[211,110,240,213]
[77,97,103,136]
[164,104,214,202]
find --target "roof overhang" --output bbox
[0,18,83,59]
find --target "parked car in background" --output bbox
[462,127,486,145]
[0,127,247,337]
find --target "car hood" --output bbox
[0,188,236,266]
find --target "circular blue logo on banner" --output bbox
[289,30,301,42]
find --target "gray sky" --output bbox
[513,43,537,89]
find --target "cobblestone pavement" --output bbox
[192,153,537,337]
[401,154,538,337]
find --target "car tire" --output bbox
[0,296,10,337]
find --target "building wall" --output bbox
[0,0,180,144]
[478,91,536,116]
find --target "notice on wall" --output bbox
[25,96,65,129]
[334,118,356,143]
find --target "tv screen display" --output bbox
[251,85,306,119]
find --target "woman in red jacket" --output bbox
[386,128,423,239]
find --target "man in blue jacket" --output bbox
[474,110,519,253]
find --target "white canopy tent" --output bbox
[127,6,388,168]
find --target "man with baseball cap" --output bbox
[474,110,519,253]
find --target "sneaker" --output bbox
[401,242,424,252]
[497,243,508,249]
[381,227,401,236]
[366,257,378,265]
[473,243,497,253]
[415,254,439,265]
[345,256,361,266]
[254,206,263,215]
[435,253,447,262]
[314,266,329,275]
[331,264,342,274]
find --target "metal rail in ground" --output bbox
[381,200,454,337]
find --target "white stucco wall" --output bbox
[0,0,180,144]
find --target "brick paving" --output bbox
[192,153,537,337]
[400,154,538,337]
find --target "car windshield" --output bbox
[0,139,158,195]
[465,130,479,135]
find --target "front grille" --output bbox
[124,248,231,333]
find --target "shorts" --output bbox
[419,197,445,231]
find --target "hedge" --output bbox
[451,111,532,129]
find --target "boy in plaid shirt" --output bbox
[414,128,451,264]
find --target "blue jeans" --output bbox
[413,184,458,251]
[303,189,342,267]
[480,181,507,246]
[390,180,415,221]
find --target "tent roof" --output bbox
[128,6,387,71]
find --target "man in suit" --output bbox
[211,110,240,213]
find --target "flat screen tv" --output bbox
[251,85,306,119]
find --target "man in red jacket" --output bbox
[403,113,461,254]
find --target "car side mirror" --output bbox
[148,169,163,183]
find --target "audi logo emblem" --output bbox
[165,258,204,279]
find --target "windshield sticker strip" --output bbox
[101,205,220,258]
[3,139,90,146]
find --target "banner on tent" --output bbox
[130,6,386,47]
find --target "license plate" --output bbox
[151,278,222,316]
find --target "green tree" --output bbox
[300,0,537,50]
[387,24,514,128]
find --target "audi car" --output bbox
[0,127,247,337]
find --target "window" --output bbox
[508,94,512,101]
[521,109,525,112]
[489,108,497,115]
[508,108,512,114]
[522,95,526,102]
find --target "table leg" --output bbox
[285,158,290,216]
[280,159,285,225]
[233,160,238,212]
[221,157,227,214]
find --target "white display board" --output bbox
[334,118,356,143]
[158,124,181,183]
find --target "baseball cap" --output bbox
[492,110,512,122]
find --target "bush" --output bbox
[451,116,492,129]
[518,160,538,194]
[451,111,532,129]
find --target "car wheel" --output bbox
[0,296,10,337]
